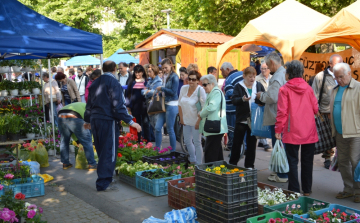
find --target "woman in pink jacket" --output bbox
[275,60,318,196]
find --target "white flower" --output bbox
[25,202,31,207]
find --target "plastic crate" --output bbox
[264,197,330,218]
[142,151,189,166]
[118,172,136,187]
[257,182,300,214]
[247,211,303,223]
[10,175,45,198]
[293,204,360,223]
[136,169,181,196]
[168,176,196,209]
[196,195,258,223]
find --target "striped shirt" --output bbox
[224,70,243,112]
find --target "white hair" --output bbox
[333,63,351,75]
[329,54,343,64]
[265,51,281,65]
[220,62,234,70]
[200,74,217,85]
[57,66,64,72]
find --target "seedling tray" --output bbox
[247,211,302,223]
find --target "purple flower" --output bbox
[27,210,36,219]
[45,140,49,144]
[30,110,33,112]
[58,134,61,138]
[0,185,3,190]
[38,207,43,214]
[55,139,58,142]
[56,144,59,147]
[0,208,18,222]
[119,144,124,148]
[50,138,54,142]
[165,158,171,160]
[27,204,37,210]
[172,156,176,159]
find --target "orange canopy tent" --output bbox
[216,0,330,66]
[293,1,360,60]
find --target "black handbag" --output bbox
[204,89,223,133]
[147,91,166,115]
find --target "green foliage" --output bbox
[115,160,161,177]
[0,115,9,135]
[7,115,24,134]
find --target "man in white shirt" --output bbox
[118,62,131,86]
[74,68,89,103]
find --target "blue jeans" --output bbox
[270,125,288,178]
[226,112,236,149]
[58,117,96,166]
[155,105,178,151]
[64,98,72,105]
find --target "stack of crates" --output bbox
[195,161,258,223]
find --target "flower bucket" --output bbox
[32,88,40,95]
[1,90,8,96]
[26,133,35,140]
[0,66,10,73]
[8,133,20,141]
[20,89,30,95]
[10,89,18,96]
[0,134,7,142]
[11,66,21,73]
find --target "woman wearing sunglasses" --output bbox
[178,70,206,164]
[197,74,228,162]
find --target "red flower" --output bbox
[140,146,144,148]
[127,143,133,147]
[15,193,25,200]
[117,153,122,158]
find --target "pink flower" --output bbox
[0,185,3,190]
[39,207,43,214]
[193,172,195,175]
[0,208,18,222]
[178,171,182,174]
[132,144,138,148]
[269,218,276,223]
[176,166,181,170]
[147,142,153,147]
[4,174,14,179]
[27,210,36,219]
[27,204,37,210]
[291,204,296,209]
[282,218,288,223]
[119,144,124,148]
[337,209,341,213]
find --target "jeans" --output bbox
[285,143,315,193]
[270,125,288,178]
[149,114,158,142]
[80,95,86,103]
[155,105,178,151]
[134,114,150,142]
[229,123,257,168]
[45,102,59,127]
[183,125,203,164]
[226,112,236,149]
[58,117,96,166]
[64,98,72,106]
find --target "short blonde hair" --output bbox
[187,63,199,73]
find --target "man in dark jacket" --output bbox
[84,60,141,192]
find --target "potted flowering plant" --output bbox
[28,81,41,95]
[7,115,24,141]
[0,115,9,142]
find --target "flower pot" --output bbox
[0,134,7,142]
[1,90,8,96]
[0,66,10,73]
[8,133,20,141]
[22,67,34,72]
[26,133,35,139]
[69,145,75,153]
[20,89,30,95]
[9,89,18,96]
[11,66,21,73]
[48,149,56,156]
[32,88,40,95]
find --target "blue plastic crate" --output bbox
[294,204,360,223]
[136,169,181,196]
[10,175,45,198]
[0,189,3,197]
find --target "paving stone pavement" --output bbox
[27,183,120,223]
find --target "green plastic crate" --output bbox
[247,211,303,223]
[263,197,330,218]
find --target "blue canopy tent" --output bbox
[104,49,139,64]
[65,55,100,66]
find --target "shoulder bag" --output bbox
[147,91,166,115]
[204,89,223,133]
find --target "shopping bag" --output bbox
[175,114,182,142]
[355,160,360,182]
[314,114,336,154]
[250,103,271,138]
[269,140,289,173]
[56,103,63,113]
[329,149,340,172]
[147,92,166,115]
[35,143,49,167]
[75,145,88,169]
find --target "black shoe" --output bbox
[264,145,270,151]
[324,160,331,169]
[258,142,264,147]
[63,163,73,170]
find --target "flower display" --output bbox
[0,208,18,223]
[306,208,360,223]
[14,193,25,200]
[268,218,294,223]
[283,203,326,216]
[115,161,161,177]
[205,165,244,175]
[258,187,301,206]
[4,174,14,179]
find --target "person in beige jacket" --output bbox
[43,72,62,127]
[55,72,81,106]
[330,62,360,203]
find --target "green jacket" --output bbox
[59,102,86,119]
[199,86,228,136]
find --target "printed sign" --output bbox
[300,48,360,81]
[153,34,177,47]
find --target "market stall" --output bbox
[65,55,101,67]
[104,48,139,64]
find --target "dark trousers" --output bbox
[204,134,224,163]
[91,119,119,191]
[229,123,257,168]
[285,143,315,193]
[134,114,150,142]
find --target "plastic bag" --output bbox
[329,149,340,172]
[23,161,40,174]
[75,145,88,169]
[35,143,49,167]
[56,103,63,113]
[251,103,272,138]
[355,160,360,182]
[143,207,198,223]
[38,174,54,183]
[14,147,36,161]
[269,140,289,173]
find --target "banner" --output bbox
[300,48,360,81]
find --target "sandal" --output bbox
[354,194,360,203]
[336,191,353,199]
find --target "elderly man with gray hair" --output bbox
[256,51,288,183]
[330,63,360,203]
[312,54,342,169]
[220,62,243,152]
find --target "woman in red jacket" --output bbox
[275,60,318,196]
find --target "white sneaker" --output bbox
[270,172,277,176]
[268,175,288,183]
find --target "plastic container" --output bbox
[168,176,196,209]
[136,169,181,196]
[10,175,45,198]
[257,182,300,214]
[196,194,258,223]
[264,197,330,218]
[118,172,136,187]
[247,211,303,223]
[22,161,40,175]
[293,204,360,223]
[143,151,189,166]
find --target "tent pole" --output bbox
[100,54,103,74]
[48,59,56,156]
[40,65,47,138]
